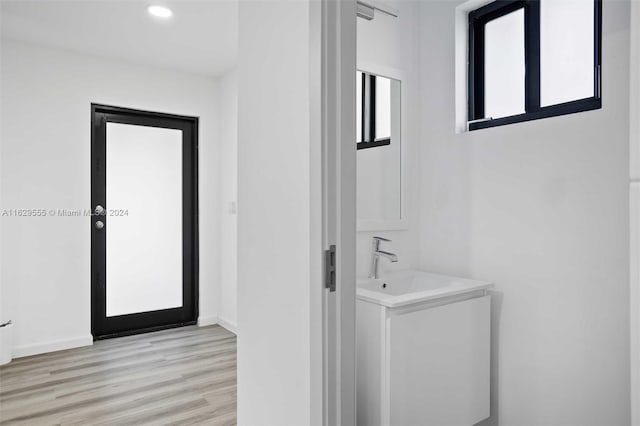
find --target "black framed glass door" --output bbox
[91,104,198,339]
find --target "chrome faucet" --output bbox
[369,236,398,279]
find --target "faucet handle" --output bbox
[373,236,391,242]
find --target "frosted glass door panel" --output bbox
[540,0,594,106]
[484,9,525,119]
[106,123,183,317]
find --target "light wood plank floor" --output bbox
[0,325,236,426]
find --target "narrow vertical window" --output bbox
[540,0,595,106]
[375,76,391,140]
[357,71,363,142]
[484,8,526,119]
[357,72,392,149]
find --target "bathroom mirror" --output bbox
[357,65,404,231]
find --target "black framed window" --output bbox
[357,71,392,149]
[468,0,602,131]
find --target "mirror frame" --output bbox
[356,61,407,232]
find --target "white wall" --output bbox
[218,69,238,332]
[0,40,221,356]
[0,7,4,329]
[237,0,321,424]
[0,24,4,331]
[419,1,631,424]
[356,0,421,278]
[630,1,640,422]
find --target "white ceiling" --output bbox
[0,0,238,77]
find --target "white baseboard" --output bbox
[216,317,238,335]
[198,316,237,335]
[197,316,218,327]
[13,335,93,358]
[10,318,236,359]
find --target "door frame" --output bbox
[631,0,640,422]
[321,0,358,423]
[90,103,199,340]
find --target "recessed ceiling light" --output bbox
[147,5,173,19]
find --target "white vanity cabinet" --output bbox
[356,271,492,426]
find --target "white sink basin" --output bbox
[357,269,493,308]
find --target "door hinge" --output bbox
[325,245,336,292]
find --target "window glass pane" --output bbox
[541,0,594,106]
[484,9,525,119]
[356,71,362,142]
[375,75,391,139]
